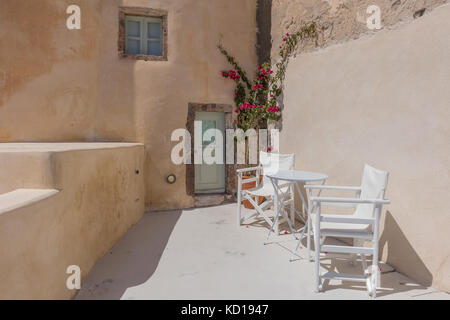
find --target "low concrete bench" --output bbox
[0,142,145,299]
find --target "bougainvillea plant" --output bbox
[218,23,317,131]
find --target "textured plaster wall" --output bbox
[0,144,145,299]
[271,0,449,58]
[0,0,258,210]
[277,3,450,291]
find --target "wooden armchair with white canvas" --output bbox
[236,152,296,235]
[306,164,390,297]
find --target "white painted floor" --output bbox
[76,203,449,300]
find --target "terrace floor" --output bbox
[76,203,449,300]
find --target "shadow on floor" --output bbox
[242,214,298,235]
[76,210,182,300]
[264,223,434,298]
[319,255,429,298]
[379,211,433,287]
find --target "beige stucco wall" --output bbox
[277,3,450,291]
[0,144,145,299]
[96,0,257,210]
[0,0,102,141]
[0,0,257,210]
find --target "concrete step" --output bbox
[0,189,59,215]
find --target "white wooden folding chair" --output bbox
[306,164,390,297]
[236,152,295,235]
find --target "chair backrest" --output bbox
[260,152,295,186]
[355,164,389,218]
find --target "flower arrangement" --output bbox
[218,23,317,131]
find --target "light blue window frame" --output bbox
[125,15,163,56]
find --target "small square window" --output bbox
[119,7,168,61]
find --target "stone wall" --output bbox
[271,0,449,58]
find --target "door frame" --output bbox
[186,103,236,198]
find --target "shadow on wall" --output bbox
[75,211,181,300]
[379,211,433,287]
[256,0,272,65]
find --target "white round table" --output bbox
[267,170,328,183]
[266,170,328,258]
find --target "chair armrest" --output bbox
[236,166,262,174]
[305,185,362,191]
[310,196,390,205]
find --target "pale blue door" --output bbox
[194,112,226,193]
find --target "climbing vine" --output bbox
[218,23,317,131]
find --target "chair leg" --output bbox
[370,204,381,298]
[314,204,322,292]
[244,194,274,229]
[237,174,242,227]
[307,212,312,262]
[290,184,295,229]
[274,198,279,236]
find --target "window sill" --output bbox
[119,53,167,61]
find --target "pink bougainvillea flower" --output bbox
[283,38,287,42]
[257,65,261,71]
[268,146,273,152]
[227,69,241,81]
[267,105,279,113]
[234,109,239,114]
[286,33,290,37]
